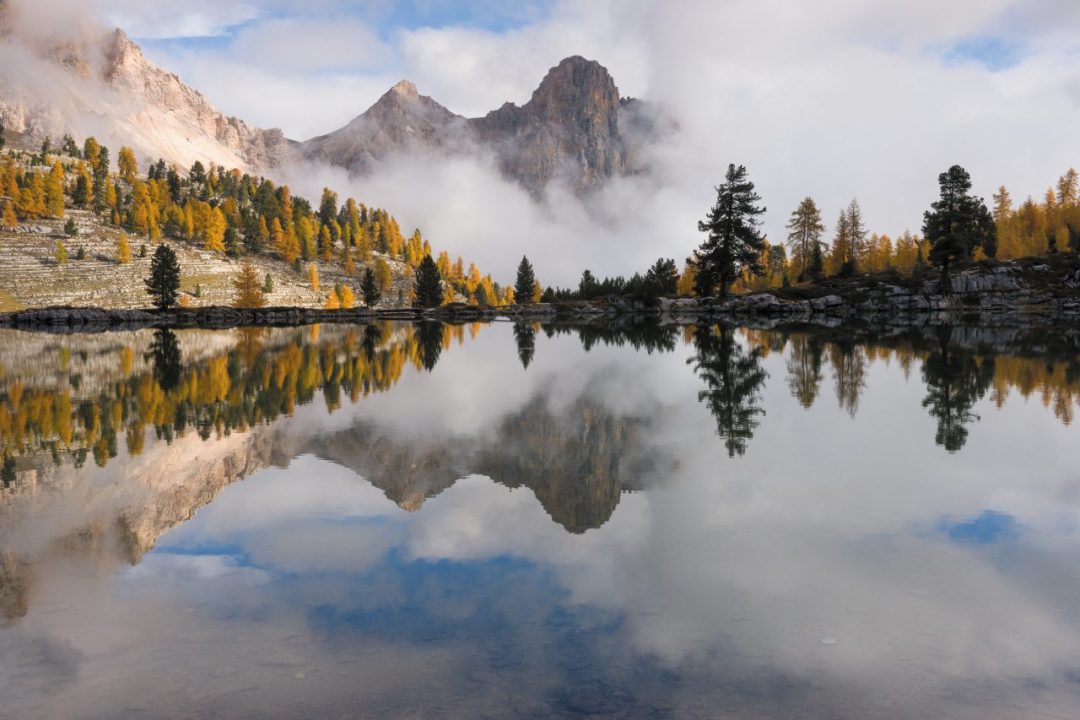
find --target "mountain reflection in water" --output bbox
[1,319,1079,719]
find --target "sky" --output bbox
[9,0,1080,283]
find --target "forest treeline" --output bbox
[3,320,1079,483]
[0,131,515,308]
[529,165,1080,303]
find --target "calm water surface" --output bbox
[1,320,1079,719]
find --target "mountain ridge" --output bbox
[0,5,664,194]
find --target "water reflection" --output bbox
[1,320,1080,718]
[689,324,768,457]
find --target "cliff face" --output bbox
[0,4,289,172]
[301,56,659,195]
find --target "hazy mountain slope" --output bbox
[301,56,666,195]
[0,0,288,172]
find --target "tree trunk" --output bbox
[940,257,951,295]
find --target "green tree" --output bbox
[514,255,536,304]
[785,197,826,279]
[693,164,766,297]
[643,257,679,298]
[921,327,994,452]
[361,266,382,308]
[513,322,536,369]
[922,165,996,292]
[690,324,768,457]
[145,244,182,309]
[413,254,443,308]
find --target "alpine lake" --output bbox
[1,318,1079,719]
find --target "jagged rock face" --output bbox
[301,56,655,195]
[471,56,630,193]
[0,4,288,172]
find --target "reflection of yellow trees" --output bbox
[744,329,1080,425]
[0,322,471,473]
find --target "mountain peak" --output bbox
[390,80,419,99]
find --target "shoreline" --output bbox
[3,259,1080,333]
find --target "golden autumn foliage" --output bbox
[233,261,267,309]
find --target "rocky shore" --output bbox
[4,259,1080,332]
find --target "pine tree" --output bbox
[785,197,825,279]
[263,273,274,294]
[55,239,68,265]
[413,254,443,308]
[233,261,267,309]
[923,165,996,292]
[693,164,766,297]
[116,233,131,264]
[361,267,381,308]
[514,255,536,304]
[145,244,181,309]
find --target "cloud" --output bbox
[6,0,1080,285]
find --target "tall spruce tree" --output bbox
[145,244,181,309]
[413,254,443,308]
[922,165,996,292]
[786,197,826,280]
[514,255,537,304]
[361,266,381,308]
[693,164,766,297]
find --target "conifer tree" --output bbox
[308,263,320,292]
[145,244,181,309]
[55,239,68,265]
[361,267,381,308]
[233,261,267,309]
[337,284,356,309]
[118,147,138,184]
[116,233,131,264]
[0,200,16,230]
[923,165,996,292]
[514,255,536,304]
[45,162,65,218]
[785,197,825,279]
[693,164,766,297]
[413,254,443,308]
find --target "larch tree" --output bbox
[116,233,131,264]
[308,263,320,292]
[693,164,766,297]
[785,197,826,280]
[922,165,996,293]
[233,261,267,309]
[118,147,138,184]
[145,244,181,309]
[514,256,536,304]
[45,162,65,218]
[55,239,68,265]
[1,200,17,230]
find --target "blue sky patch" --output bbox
[938,510,1021,545]
[944,36,1026,72]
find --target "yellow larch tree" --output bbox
[116,233,131,264]
[45,162,65,218]
[233,261,267,309]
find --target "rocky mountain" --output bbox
[0,0,289,172]
[302,56,666,195]
[1,0,662,195]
